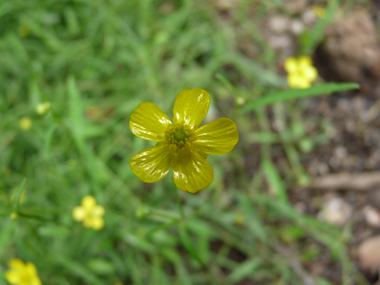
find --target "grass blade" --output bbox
[303,0,339,54]
[262,158,287,202]
[12,179,26,213]
[243,83,359,112]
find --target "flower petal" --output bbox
[173,150,214,193]
[32,276,42,285]
[303,66,318,81]
[5,271,20,284]
[72,206,86,221]
[284,57,298,73]
[130,144,173,183]
[194,118,239,155]
[287,74,310,89]
[298,56,312,67]
[92,217,105,230]
[172,89,210,129]
[9,259,24,270]
[25,263,37,275]
[92,205,105,217]
[81,196,96,209]
[130,102,172,142]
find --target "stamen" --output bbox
[164,122,196,152]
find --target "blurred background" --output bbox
[1,0,380,284]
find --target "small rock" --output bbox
[318,195,353,226]
[285,0,307,14]
[363,206,380,227]
[290,19,304,35]
[268,16,291,33]
[268,35,292,51]
[302,9,318,26]
[357,235,380,281]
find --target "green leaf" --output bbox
[303,0,339,54]
[122,233,156,254]
[227,258,261,283]
[262,158,287,202]
[236,193,268,243]
[243,83,359,112]
[87,258,115,275]
[67,75,86,154]
[0,220,15,257]
[178,224,205,266]
[12,179,26,213]
[56,257,103,285]
[44,124,57,157]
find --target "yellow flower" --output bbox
[234,213,245,225]
[36,102,51,115]
[19,117,32,130]
[129,89,239,193]
[284,56,318,89]
[5,259,41,285]
[72,196,105,230]
[311,5,326,19]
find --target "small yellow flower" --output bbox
[234,213,245,225]
[5,259,41,285]
[36,102,51,115]
[284,56,318,89]
[311,5,326,19]
[130,89,239,193]
[72,196,105,230]
[19,117,32,130]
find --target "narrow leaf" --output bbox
[178,224,205,266]
[236,193,267,243]
[243,83,359,112]
[303,0,339,54]
[262,158,287,202]
[12,179,26,212]
[227,258,261,283]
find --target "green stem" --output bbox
[174,187,185,220]
[17,212,70,227]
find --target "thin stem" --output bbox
[17,212,70,227]
[174,187,185,220]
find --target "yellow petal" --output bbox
[303,66,318,82]
[25,262,37,275]
[172,89,210,129]
[194,118,239,155]
[83,218,93,228]
[72,206,86,221]
[287,74,309,89]
[92,205,105,217]
[298,56,312,67]
[5,271,20,284]
[173,150,214,193]
[284,57,298,73]
[92,217,105,230]
[9,259,24,270]
[130,144,173,183]
[32,276,42,285]
[81,196,97,209]
[130,102,172,142]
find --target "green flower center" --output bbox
[164,122,196,152]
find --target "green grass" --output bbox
[0,0,363,284]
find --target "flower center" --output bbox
[164,122,196,152]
